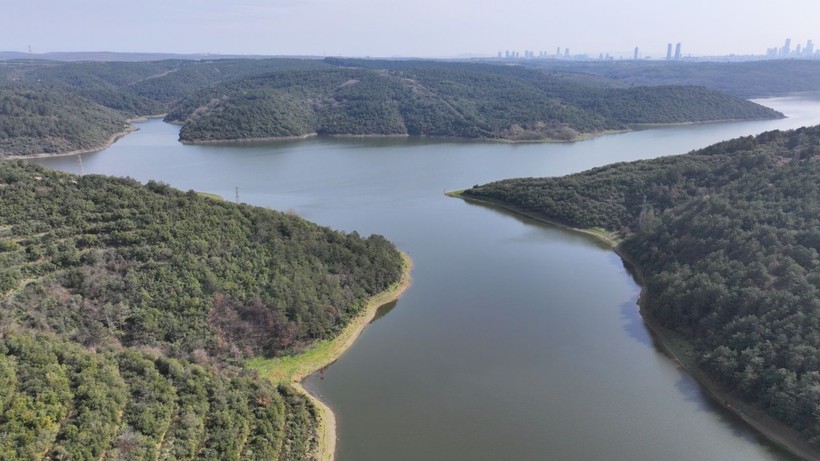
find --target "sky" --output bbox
[2,0,819,59]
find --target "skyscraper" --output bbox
[666,43,672,60]
[806,40,814,55]
[782,38,791,56]
[674,42,682,60]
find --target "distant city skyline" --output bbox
[491,37,818,62]
[2,0,819,59]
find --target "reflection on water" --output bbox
[619,300,653,348]
[369,300,399,325]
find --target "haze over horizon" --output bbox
[2,0,819,59]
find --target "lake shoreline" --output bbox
[627,114,786,129]
[9,113,777,159]
[4,115,166,160]
[447,191,819,461]
[177,129,630,146]
[445,190,621,248]
[4,125,138,160]
[636,301,820,461]
[29,97,820,459]
[249,253,413,461]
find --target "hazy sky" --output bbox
[2,0,818,58]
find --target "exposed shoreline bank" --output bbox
[3,115,166,160]
[447,191,819,461]
[4,125,138,160]
[6,112,777,159]
[627,114,786,129]
[176,129,630,146]
[445,190,621,248]
[180,132,320,144]
[636,301,820,461]
[249,252,413,461]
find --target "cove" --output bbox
[34,96,820,461]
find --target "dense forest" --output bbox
[525,59,820,98]
[0,87,128,157]
[0,58,782,154]
[1,59,330,117]
[463,126,820,451]
[0,161,405,459]
[168,60,780,142]
[0,59,331,156]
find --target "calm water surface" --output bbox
[36,97,820,460]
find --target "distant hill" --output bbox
[0,51,299,62]
[0,160,405,459]
[523,60,820,98]
[0,58,786,154]
[167,59,781,143]
[462,126,820,455]
[1,59,332,117]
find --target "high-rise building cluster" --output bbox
[496,41,683,62]
[492,37,813,61]
[665,42,682,60]
[766,38,816,58]
[498,48,577,60]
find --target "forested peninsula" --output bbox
[0,161,407,460]
[1,58,782,156]
[460,126,820,458]
[166,60,781,143]
[0,87,129,157]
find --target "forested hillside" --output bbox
[1,59,331,117]
[0,330,316,461]
[0,87,128,157]
[526,59,820,98]
[463,126,820,451]
[565,85,782,124]
[0,161,405,459]
[168,60,781,143]
[0,58,784,153]
[0,59,331,157]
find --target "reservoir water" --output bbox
[36,97,820,460]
